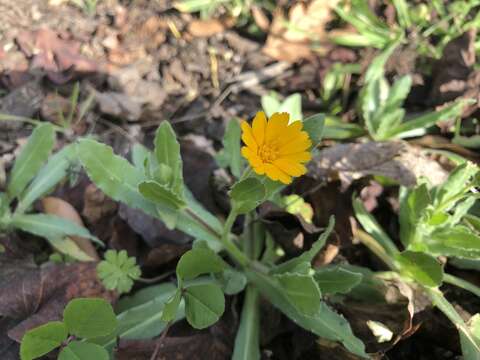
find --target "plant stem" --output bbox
[221,210,250,267]
[354,229,397,270]
[443,273,480,298]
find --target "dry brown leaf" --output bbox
[188,19,226,37]
[0,254,115,342]
[263,0,339,62]
[41,196,99,260]
[308,142,448,189]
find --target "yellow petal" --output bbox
[265,163,292,184]
[241,146,263,168]
[273,158,307,177]
[278,136,312,155]
[287,120,303,132]
[252,111,267,146]
[252,163,265,175]
[241,121,257,151]
[266,112,289,142]
[278,151,312,163]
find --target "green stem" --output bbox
[238,167,253,181]
[221,210,250,267]
[355,229,398,270]
[443,273,480,298]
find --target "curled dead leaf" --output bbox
[41,196,99,260]
[308,142,448,189]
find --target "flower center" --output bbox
[258,142,278,163]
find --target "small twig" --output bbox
[137,271,175,284]
[150,321,173,360]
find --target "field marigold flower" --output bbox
[241,112,312,184]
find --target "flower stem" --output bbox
[221,210,250,267]
[354,229,397,270]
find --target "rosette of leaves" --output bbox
[97,250,141,294]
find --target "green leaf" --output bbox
[272,216,334,274]
[17,144,76,213]
[352,197,398,255]
[427,288,480,358]
[461,314,480,360]
[303,114,325,147]
[161,289,182,322]
[279,93,302,122]
[138,180,186,209]
[97,250,141,294]
[434,162,478,209]
[323,116,365,140]
[176,248,226,281]
[246,270,368,358]
[216,119,244,178]
[230,178,266,214]
[154,121,183,193]
[8,123,56,200]
[184,283,225,329]
[426,226,480,259]
[232,286,260,360]
[275,273,322,315]
[95,283,183,351]
[48,237,94,262]
[77,139,156,217]
[58,341,109,360]
[11,214,101,245]
[217,268,247,295]
[399,183,431,247]
[131,143,150,171]
[388,100,468,139]
[261,92,281,117]
[314,266,363,294]
[395,251,443,287]
[63,298,117,339]
[20,321,67,360]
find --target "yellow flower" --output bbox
[241,112,312,184]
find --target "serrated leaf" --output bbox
[138,180,185,209]
[17,144,76,213]
[11,214,101,245]
[8,123,56,200]
[63,298,117,339]
[176,248,226,281]
[161,289,182,322]
[20,321,67,360]
[184,283,225,329]
[274,273,321,316]
[77,139,157,217]
[395,251,443,287]
[58,341,109,360]
[230,178,266,214]
[246,270,368,358]
[97,250,141,294]
[314,266,363,294]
